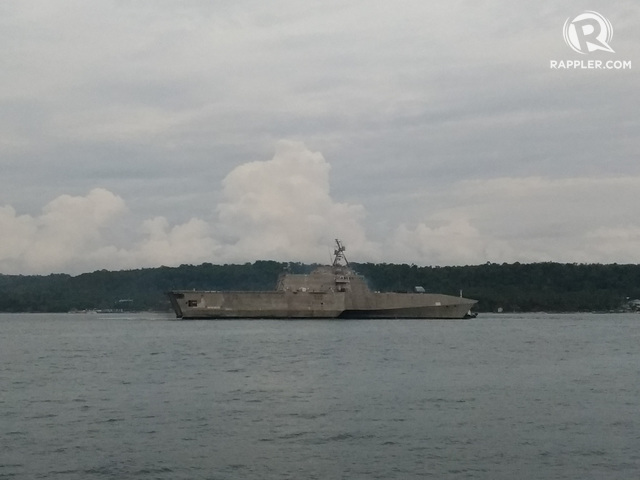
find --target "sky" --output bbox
[1,0,639,274]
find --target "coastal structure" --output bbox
[167,240,477,319]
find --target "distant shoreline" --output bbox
[2,261,640,314]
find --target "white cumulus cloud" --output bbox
[216,140,376,262]
[0,141,376,273]
[0,188,127,273]
[131,216,220,267]
[2,143,640,275]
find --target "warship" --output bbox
[167,240,477,319]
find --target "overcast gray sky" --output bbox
[1,0,639,274]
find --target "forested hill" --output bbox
[1,261,640,313]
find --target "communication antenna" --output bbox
[332,239,349,267]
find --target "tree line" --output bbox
[1,261,640,313]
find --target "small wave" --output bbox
[133,467,174,474]
[278,431,309,440]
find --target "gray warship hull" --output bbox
[167,289,475,319]
[167,240,477,320]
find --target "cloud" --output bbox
[131,216,220,267]
[0,188,127,273]
[2,1,639,263]
[3,142,640,274]
[7,136,640,275]
[0,141,375,274]
[216,140,376,262]
[394,175,640,265]
[391,218,514,266]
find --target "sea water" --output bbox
[1,313,639,479]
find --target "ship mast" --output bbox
[332,239,349,267]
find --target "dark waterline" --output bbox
[1,313,639,479]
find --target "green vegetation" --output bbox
[1,261,640,313]
[356,262,640,313]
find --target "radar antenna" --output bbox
[332,239,349,267]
